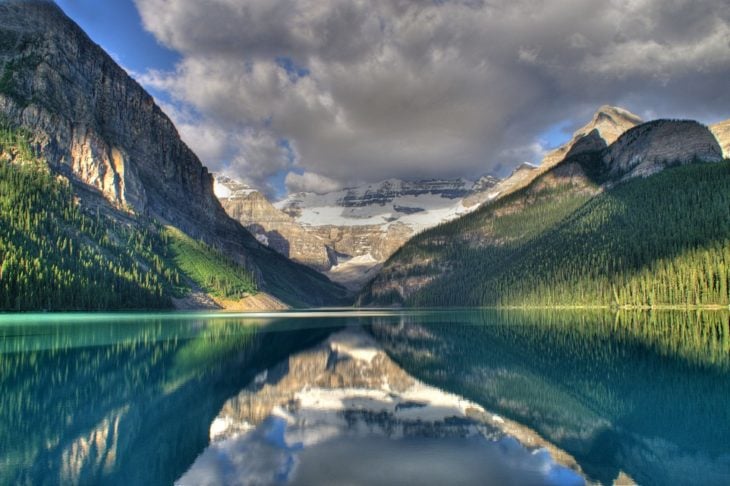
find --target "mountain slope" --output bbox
[361,120,727,308]
[0,126,177,310]
[0,1,349,308]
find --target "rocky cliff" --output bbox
[0,1,218,233]
[0,1,348,307]
[218,188,334,271]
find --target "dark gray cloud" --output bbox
[134,0,730,193]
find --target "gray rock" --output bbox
[603,120,723,179]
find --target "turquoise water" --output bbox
[0,310,728,485]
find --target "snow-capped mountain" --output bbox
[276,178,479,231]
[215,176,499,290]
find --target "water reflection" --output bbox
[1,310,728,485]
[179,328,584,486]
[0,313,344,485]
[370,309,730,485]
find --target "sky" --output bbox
[56,0,730,199]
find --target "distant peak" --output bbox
[592,105,642,124]
[509,162,537,177]
[570,105,643,147]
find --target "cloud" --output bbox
[133,0,730,193]
[285,171,343,195]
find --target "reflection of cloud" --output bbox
[177,417,301,486]
[133,0,730,193]
[178,411,584,486]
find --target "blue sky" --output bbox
[55,0,177,72]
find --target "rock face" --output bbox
[219,190,333,271]
[0,1,348,306]
[0,1,220,235]
[710,119,730,158]
[603,120,723,179]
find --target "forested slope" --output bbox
[0,124,264,310]
[362,155,730,308]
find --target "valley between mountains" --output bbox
[1,1,729,311]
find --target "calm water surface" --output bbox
[0,309,727,485]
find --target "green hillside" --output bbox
[165,226,257,300]
[0,123,263,310]
[363,158,730,308]
[0,126,178,310]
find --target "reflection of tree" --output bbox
[371,309,730,485]
[0,315,340,485]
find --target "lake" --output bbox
[0,310,728,485]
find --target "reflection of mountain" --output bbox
[180,328,585,485]
[0,315,340,485]
[370,310,730,485]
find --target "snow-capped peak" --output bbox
[213,174,257,199]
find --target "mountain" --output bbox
[214,176,334,271]
[602,119,722,179]
[360,116,727,308]
[462,106,642,210]
[541,105,643,169]
[216,175,500,290]
[0,0,349,309]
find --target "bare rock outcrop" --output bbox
[603,120,723,179]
